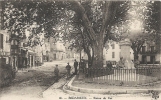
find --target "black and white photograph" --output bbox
[0,0,161,100]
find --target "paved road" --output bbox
[0,59,74,100]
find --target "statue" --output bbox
[116,57,125,68]
[120,38,135,69]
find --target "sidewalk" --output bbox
[42,65,160,99]
[43,74,160,100]
[62,75,161,100]
[43,68,75,100]
[68,75,161,94]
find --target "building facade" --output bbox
[49,39,67,61]
[0,1,11,66]
[0,30,10,65]
[138,41,160,64]
[42,39,50,62]
[103,41,134,64]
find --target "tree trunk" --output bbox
[133,50,139,61]
[85,48,92,68]
[87,54,92,68]
[92,41,104,68]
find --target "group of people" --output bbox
[54,58,140,81]
[54,59,79,81]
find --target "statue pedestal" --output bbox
[120,38,135,69]
[124,59,135,69]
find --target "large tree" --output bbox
[3,0,130,67]
[3,0,159,67]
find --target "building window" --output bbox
[142,46,146,53]
[112,52,115,58]
[112,44,115,49]
[11,40,14,45]
[15,40,18,45]
[11,40,18,45]
[150,56,155,64]
[11,49,13,53]
[6,36,8,42]
[15,49,17,53]
[142,55,147,64]
[0,34,3,49]
[151,46,154,52]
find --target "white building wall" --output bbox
[104,42,134,63]
[104,42,120,62]
[0,30,10,64]
[1,30,10,52]
[54,41,66,60]
[35,45,43,63]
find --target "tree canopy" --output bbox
[109,1,160,60]
[2,0,160,67]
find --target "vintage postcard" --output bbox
[0,0,160,100]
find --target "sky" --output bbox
[127,1,148,36]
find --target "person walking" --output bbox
[66,63,71,79]
[74,59,78,75]
[54,65,59,82]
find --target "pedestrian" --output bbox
[74,59,78,75]
[107,61,112,70]
[54,65,59,82]
[66,63,71,79]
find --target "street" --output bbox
[0,59,160,100]
[0,59,74,100]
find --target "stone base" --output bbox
[124,59,135,69]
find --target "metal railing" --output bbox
[83,67,161,86]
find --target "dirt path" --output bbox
[0,60,73,100]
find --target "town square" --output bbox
[0,0,161,100]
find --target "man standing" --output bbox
[107,61,113,70]
[74,59,78,75]
[54,65,59,82]
[66,63,71,79]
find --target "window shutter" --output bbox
[112,52,115,58]
[0,34,3,49]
